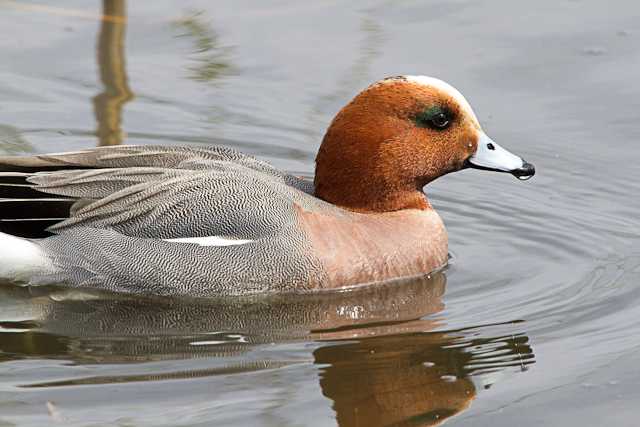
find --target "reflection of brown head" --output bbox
[315,332,476,427]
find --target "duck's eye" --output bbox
[415,107,452,130]
[431,112,450,129]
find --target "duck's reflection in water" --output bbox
[0,272,534,426]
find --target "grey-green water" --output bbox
[0,1,639,426]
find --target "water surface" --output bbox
[0,1,639,425]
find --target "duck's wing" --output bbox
[32,161,324,296]
[0,145,313,237]
[45,161,311,240]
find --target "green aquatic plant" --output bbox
[172,10,235,83]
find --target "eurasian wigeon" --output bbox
[0,75,534,296]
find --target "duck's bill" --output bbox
[465,132,535,179]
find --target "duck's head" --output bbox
[314,75,535,212]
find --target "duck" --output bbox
[0,75,534,297]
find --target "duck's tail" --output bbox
[0,232,53,283]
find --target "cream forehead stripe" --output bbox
[380,75,480,125]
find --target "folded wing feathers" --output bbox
[47,173,206,232]
[1,145,311,240]
[27,167,190,199]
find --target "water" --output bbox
[0,0,639,425]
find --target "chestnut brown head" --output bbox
[314,76,534,212]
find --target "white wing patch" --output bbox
[163,236,254,247]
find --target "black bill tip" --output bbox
[511,161,535,180]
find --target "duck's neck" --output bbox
[313,167,430,213]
